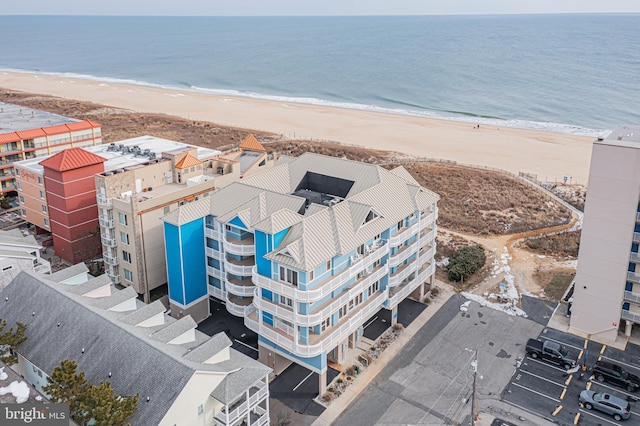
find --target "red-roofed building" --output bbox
[40,148,106,263]
[0,101,102,194]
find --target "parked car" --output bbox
[592,360,640,392]
[579,390,631,421]
[525,339,576,369]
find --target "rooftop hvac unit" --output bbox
[148,152,156,160]
[143,148,151,155]
[118,144,125,151]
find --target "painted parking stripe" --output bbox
[523,356,571,373]
[600,354,640,373]
[292,371,314,392]
[510,382,560,402]
[589,379,638,399]
[518,369,567,388]
[363,316,378,329]
[234,339,258,352]
[579,409,622,425]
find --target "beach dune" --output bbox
[0,71,593,183]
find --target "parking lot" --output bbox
[503,327,640,425]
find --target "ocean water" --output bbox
[0,14,638,136]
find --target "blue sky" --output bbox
[2,0,640,16]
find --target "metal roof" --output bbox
[0,101,82,134]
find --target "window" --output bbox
[118,212,128,226]
[197,405,203,416]
[17,182,22,190]
[44,218,49,227]
[124,269,133,282]
[338,305,348,319]
[279,266,298,287]
[398,219,404,230]
[37,176,43,185]
[120,231,129,244]
[41,205,47,213]
[280,295,293,307]
[368,280,380,297]
[163,206,170,214]
[321,317,331,332]
[21,209,26,216]
[15,168,20,176]
[309,270,314,281]
[122,250,132,263]
[326,260,331,270]
[190,167,195,173]
[19,195,24,203]
[225,224,232,231]
[39,190,45,199]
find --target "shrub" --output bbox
[447,245,486,282]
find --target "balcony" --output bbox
[213,380,268,425]
[104,253,118,266]
[107,272,121,284]
[226,275,256,297]
[101,234,116,247]
[624,291,640,304]
[224,257,254,276]
[208,285,225,301]
[387,263,435,309]
[630,252,640,263]
[254,264,388,327]
[252,239,389,304]
[224,235,255,256]
[388,260,419,288]
[637,212,640,223]
[226,294,254,317]
[206,265,224,281]
[245,288,388,357]
[389,215,434,247]
[96,194,112,208]
[628,271,640,284]
[634,233,640,244]
[206,246,222,259]
[205,226,222,240]
[621,309,640,324]
[98,216,114,228]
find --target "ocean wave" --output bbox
[0,67,609,138]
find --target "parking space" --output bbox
[269,363,339,416]
[363,298,428,340]
[503,327,640,425]
[196,299,259,359]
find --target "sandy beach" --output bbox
[0,70,594,183]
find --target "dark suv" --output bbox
[592,360,640,392]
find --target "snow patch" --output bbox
[0,367,7,381]
[436,257,449,267]
[462,293,528,317]
[35,396,43,401]
[0,380,30,403]
[460,301,471,312]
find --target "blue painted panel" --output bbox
[633,243,639,253]
[273,228,288,249]
[230,216,247,229]
[181,219,207,305]
[263,311,274,326]
[255,231,271,277]
[262,288,273,300]
[629,263,636,273]
[164,223,184,305]
[626,282,633,291]
[258,336,326,371]
[623,302,630,311]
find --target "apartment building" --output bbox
[0,228,50,290]
[1,268,271,426]
[13,134,272,299]
[570,126,640,344]
[162,153,439,393]
[0,101,101,194]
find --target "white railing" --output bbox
[205,227,222,240]
[101,234,116,247]
[206,266,224,281]
[206,247,223,259]
[421,210,437,224]
[637,212,640,223]
[388,262,417,288]
[96,194,112,207]
[634,233,640,244]
[621,309,640,324]
[224,238,255,256]
[98,216,114,228]
[104,253,118,265]
[245,289,388,357]
[34,262,51,274]
[630,252,640,263]
[226,298,254,318]
[624,291,640,304]
[252,240,389,303]
[107,273,121,284]
[226,280,256,297]
[214,384,268,425]
[389,243,419,268]
[627,271,640,284]
[387,263,435,308]
[208,285,225,301]
[223,259,253,276]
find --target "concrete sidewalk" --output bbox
[312,282,456,426]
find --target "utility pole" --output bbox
[470,349,478,426]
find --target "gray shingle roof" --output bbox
[48,263,89,283]
[0,229,39,249]
[0,272,271,425]
[119,300,167,326]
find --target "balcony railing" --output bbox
[226,277,256,297]
[205,226,222,240]
[208,285,225,301]
[98,216,114,228]
[630,252,640,263]
[624,291,640,304]
[223,258,254,276]
[224,236,255,256]
[245,289,388,357]
[101,234,116,247]
[387,263,435,309]
[206,265,224,281]
[254,264,388,327]
[96,194,112,208]
[104,253,118,266]
[637,212,640,223]
[621,309,640,324]
[214,382,268,425]
[252,239,389,304]
[634,233,640,244]
[226,295,255,317]
[628,271,640,284]
[206,246,222,259]
[389,214,435,247]
[107,273,121,284]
